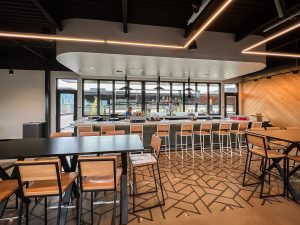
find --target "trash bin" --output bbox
[23,122,46,138]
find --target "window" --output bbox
[115,81,127,115]
[57,79,78,90]
[197,84,208,114]
[224,83,238,93]
[145,82,157,113]
[159,82,171,112]
[185,83,196,113]
[172,83,183,112]
[209,84,220,114]
[99,81,113,115]
[129,81,142,112]
[83,80,98,116]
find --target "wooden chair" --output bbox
[243,133,286,198]
[230,122,249,155]
[129,134,164,212]
[175,123,194,159]
[104,130,125,136]
[154,124,170,159]
[78,156,121,225]
[101,125,115,135]
[50,132,73,138]
[0,180,19,221]
[265,127,289,150]
[78,126,93,136]
[130,124,143,143]
[212,123,232,157]
[193,123,212,158]
[15,159,79,225]
[79,131,100,136]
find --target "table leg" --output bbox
[0,199,8,219]
[120,152,128,225]
[58,185,73,225]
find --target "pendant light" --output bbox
[185,77,193,98]
[154,76,164,90]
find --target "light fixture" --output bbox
[242,22,300,58]
[106,40,183,49]
[119,75,133,90]
[9,69,13,76]
[154,76,164,90]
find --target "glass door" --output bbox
[224,93,238,118]
[56,90,77,132]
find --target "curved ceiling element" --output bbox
[56,52,266,81]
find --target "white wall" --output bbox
[0,69,45,139]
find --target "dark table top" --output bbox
[247,130,300,143]
[0,134,144,160]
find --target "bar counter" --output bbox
[73,118,250,148]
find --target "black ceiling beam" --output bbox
[30,0,62,31]
[122,0,128,33]
[267,29,300,51]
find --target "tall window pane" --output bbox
[172,83,183,112]
[145,82,157,114]
[83,80,98,115]
[209,84,220,114]
[99,81,113,115]
[159,82,171,112]
[57,79,78,90]
[185,83,196,113]
[197,84,208,114]
[129,81,142,112]
[224,84,238,93]
[115,81,127,115]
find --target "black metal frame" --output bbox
[224,92,239,118]
[77,157,118,225]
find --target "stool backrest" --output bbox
[266,126,280,130]
[151,134,162,158]
[238,122,249,131]
[200,123,212,132]
[79,131,100,136]
[181,123,193,132]
[157,124,170,132]
[78,126,92,133]
[50,132,73,138]
[101,125,115,135]
[252,122,262,128]
[219,123,231,132]
[130,125,143,134]
[105,130,125,136]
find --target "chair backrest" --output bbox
[181,123,193,132]
[238,122,249,131]
[151,134,162,157]
[200,123,212,132]
[16,159,61,183]
[101,125,115,135]
[157,124,170,133]
[245,133,267,149]
[266,126,280,130]
[50,132,73,138]
[130,125,143,134]
[286,127,300,130]
[105,130,125,136]
[219,123,231,132]
[250,127,264,131]
[252,122,262,128]
[79,131,100,136]
[78,126,93,133]
[78,156,117,189]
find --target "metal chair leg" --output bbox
[25,200,29,225]
[156,163,165,205]
[90,192,94,224]
[112,191,117,225]
[57,196,62,225]
[260,158,267,198]
[17,198,23,225]
[44,197,47,225]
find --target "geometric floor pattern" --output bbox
[2,151,288,225]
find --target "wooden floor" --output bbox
[2,151,299,225]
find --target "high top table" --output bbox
[0,134,144,224]
[248,129,300,201]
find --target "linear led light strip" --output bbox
[0,0,232,49]
[242,22,300,58]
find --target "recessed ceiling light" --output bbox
[90,66,94,70]
[140,69,143,72]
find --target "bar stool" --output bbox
[15,159,79,225]
[193,123,212,158]
[230,122,249,155]
[78,125,93,136]
[0,180,19,221]
[104,130,125,135]
[79,131,100,136]
[154,124,170,159]
[78,156,121,225]
[130,124,143,141]
[243,133,286,198]
[252,122,262,129]
[212,123,232,157]
[175,123,194,159]
[101,125,115,135]
[50,132,73,138]
[129,134,164,213]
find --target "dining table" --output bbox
[248,129,300,201]
[0,134,144,225]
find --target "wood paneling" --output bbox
[241,72,300,128]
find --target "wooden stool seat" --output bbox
[193,130,210,135]
[79,131,100,136]
[230,130,245,135]
[154,131,169,137]
[130,153,157,167]
[212,130,230,135]
[176,131,193,136]
[104,130,125,136]
[0,180,19,202]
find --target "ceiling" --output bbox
[0,0,299,72]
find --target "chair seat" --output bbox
[269,140,289,148]
[0,180,19,202]
[230,130,245,135]
[250,147,286,159]
[212,131,230,135]
[154,131,169,137]
[287,155,300,162]
[130,153,157,167]
[176,131,193,136]
[82,168,122,191]
[193,131,210,135]
[24,172,78,197]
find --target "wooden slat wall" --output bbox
[241,72,300,128]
